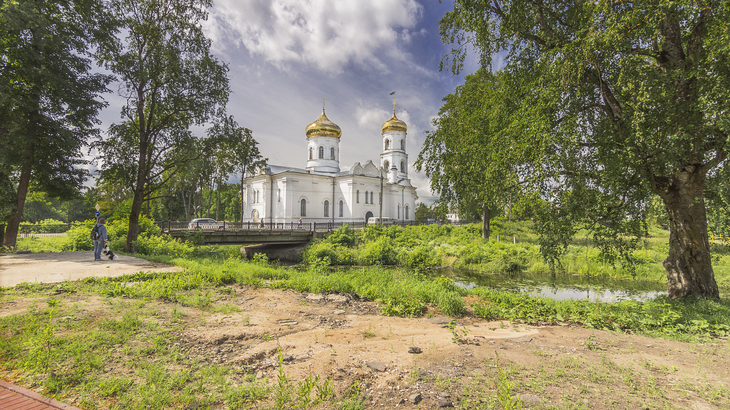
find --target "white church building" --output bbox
[242,102,417,225]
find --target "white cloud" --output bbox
[207,0,422,73]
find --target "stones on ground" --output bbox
[427,317,451,325]
[278,320,298,326]
[326,294,348,303]
[367,361,386,372]
[333,309,346,315]
[691,401,715,410]
[510,336,533,343]
[265,302,277,307]
[306,294,324,301]
[437,398,453,408]
[282,355,294,362]
[409,393,422,404]
[408,346,422,354]
[519,394,541,404]
[256,371,263,379]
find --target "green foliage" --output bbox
[94,0,231,251]
[436,0,730,298]
[0,0,114,246]
[324,225,357,247]
[357,237,397,265]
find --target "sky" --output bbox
[97,0,479,204]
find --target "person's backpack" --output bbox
[90,224,100,240]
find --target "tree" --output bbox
[417,70,530,238]
[438,0,730,298]
[0,0,113,247]
[95,0,229,251]
[207,115,265,222]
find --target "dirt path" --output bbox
[0,252,182,288]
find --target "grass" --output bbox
[3,222,730,408]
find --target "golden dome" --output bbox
[306,100,341,138]
[382,105,407,133]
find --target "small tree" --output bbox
[95,0,229,251]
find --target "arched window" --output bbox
[309,147,313,160]
[401,139,405,150]
[384,160,389,171]
[356,190,360,203]
[365,191,369,204]
[300,199,307,216]
[385,139,390,150]
[339,200,344,217]
[318,146,324,159]
[401,160,405,172]
[370,192,374,204]
[330,147,335,160]
[324,200,329,217]
[405,205,409,220]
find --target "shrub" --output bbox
[357,238,396,265]
[303,242,354,265]
[132,235,193,257]
[324,224,357,247]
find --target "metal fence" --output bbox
[155,219,478,234]
[15,223,72,238]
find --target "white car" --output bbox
[188,218,225,230]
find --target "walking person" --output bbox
[298,218,302,229]
[93,218,108,261]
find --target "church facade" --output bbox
[242,102,417,225]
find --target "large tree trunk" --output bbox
[482,204,491,239]
[3,151,33,248]
[657,170,719,299]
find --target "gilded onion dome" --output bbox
[382,104,407,133]
[306,100,341,139]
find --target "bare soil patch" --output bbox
[1,253,728,408]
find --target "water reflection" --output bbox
[438,269,666,302]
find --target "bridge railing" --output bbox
[156,219,479,234]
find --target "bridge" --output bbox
[159,221,325,245]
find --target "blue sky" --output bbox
[98,0,478,204]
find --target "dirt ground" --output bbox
[1,253,729,409]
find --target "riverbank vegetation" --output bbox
[13,220,730,341]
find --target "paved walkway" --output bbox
[0,380,81,410]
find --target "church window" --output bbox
[384,160,389,171]
[309,147,313,160]
[401,160,405,172]
[405,205,409,220]
[401,139,405,150]
[356,190,360,203]
[365,191,368,204]
[370,192,374,204]
[330,147,335,160]
[255,190,259,203]
[318,146,324,159]
[324,200,329,217]
[301,199,307,216]
[385,139,390,150]
[339,200,343,217]
[398,205,400,219]
[278,189,281,202]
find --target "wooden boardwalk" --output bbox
[0,380,81,410]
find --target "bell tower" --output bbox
[380,102,408,182]
[305,99,341,173]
